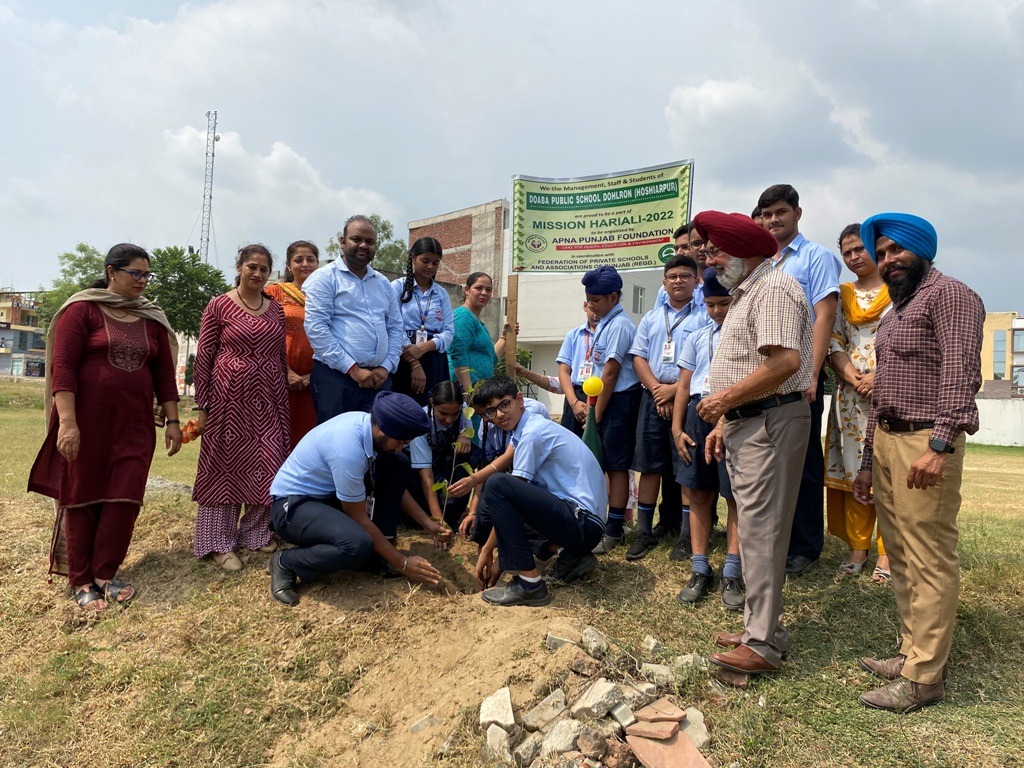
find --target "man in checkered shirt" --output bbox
[853,213,984,714]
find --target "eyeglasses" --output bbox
[116,267,153,282]
[483,398,515,420]
[703,245,723,259]
[664,274,695,283]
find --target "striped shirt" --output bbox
[860,268,984,472]
[708,260,813,403]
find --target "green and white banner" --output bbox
[511,160,693,272]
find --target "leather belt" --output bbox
[878,417,935,433]
[725,391,803,421]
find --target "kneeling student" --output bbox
[472,376,608,607]
[267,390,451,606]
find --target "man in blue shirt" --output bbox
[626,255,707,561]
[267,391,450,606]
[758,184,842,575]
[471,377,608,607]
[304,215,406,420]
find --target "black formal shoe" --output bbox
[268,552,299,606]
[548,553,598,585]
[482,578,553,607]
[625,532,659,561]
[668,535,692,562]
[721,577,745,611]
[677,570,715,604]
[650,522,680,540]
[785,555,818,575]
[591,534,622,555]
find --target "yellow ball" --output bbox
[582,376,604,397]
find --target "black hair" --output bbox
[401,237,444,303]
[234,243,273,294]
[751,206,762,219]
[465,271,491,289]
[283,240,319,282]
[838,223,862,248]
[426,380,465,452]
[471,375,518,407]
[757,184,799,210]
[672,223,691,239]
[90,243,150,289]
[341,214,375,238]
[664,254,698,275]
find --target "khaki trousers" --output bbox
[724,399,810,665]
[871,427,964,685]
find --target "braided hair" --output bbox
[400,237,444,303]
[425,379,465,452]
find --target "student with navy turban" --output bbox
[267,391,450,605]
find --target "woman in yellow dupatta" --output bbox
[825,225,892,583]
[265,240,319,449]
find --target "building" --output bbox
[979,311,1020,399]
[0,291,46,376]
[407,200,666,414]
[1013,316,1024,398]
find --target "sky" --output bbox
[1,0,1022,312]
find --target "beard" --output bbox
[716,257,747,289]
[882,257,930,304]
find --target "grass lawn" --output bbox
[1,378,1022,767]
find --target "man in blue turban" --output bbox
[266,391,451,605]
[852,213,985,712]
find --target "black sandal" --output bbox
[73,584,106,611]
[101,579,137,606]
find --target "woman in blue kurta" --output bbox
[449,272,508,389]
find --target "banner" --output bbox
[511,160,692,272]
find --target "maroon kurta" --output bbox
[191,294,289,506]
[29,302,178,508]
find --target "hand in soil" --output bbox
[404,555,442,585]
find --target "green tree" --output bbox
[37,243,106,328]
[146,246,230,339]
[325,213,407,273]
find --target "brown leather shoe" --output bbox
[710,645,779,675]
[859,655,947,682]
[859,677,945,713]
[714,632,787,660]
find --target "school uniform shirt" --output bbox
[482,397,548,460]
[409,407,473,469]
[656,284,707,309]
[679,321,722,397]
[509,409,609,521]
[628,299,708,384]
[270,412,372,502]
[561,306,639,392]
[303,259,405,374]
[772,233,842,324]
[389,278,455,352]
[556,324,596,386]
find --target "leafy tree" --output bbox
[184,353,196,387]
[147,246,230,340]
[37,243,106,328]
[325,213,407,273]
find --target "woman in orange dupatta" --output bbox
[825,224,892,583]
[265,240,319,450]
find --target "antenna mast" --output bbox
[200,110,219,263]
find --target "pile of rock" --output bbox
[477,626,712,768]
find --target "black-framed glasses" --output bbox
[664,273,695,283]
[116,267,153,282]
[483,398,515,420]
[703,245,723,259]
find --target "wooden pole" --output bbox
[504,273,519,377]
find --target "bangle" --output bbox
[166,419,180,425]
[402,556,409,573]
[489,462,500,475]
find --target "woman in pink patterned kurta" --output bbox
[192,244,290,570]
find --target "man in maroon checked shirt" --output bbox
[852,212,984,714]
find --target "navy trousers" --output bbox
[787,370,826,560]
[311,359,392,423]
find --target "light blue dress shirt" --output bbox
[555,324,596,385]
[481,397,548,460]
[628,300,709,383]
[389,278,455,353]
[409,406,473,469]
[773,233,841,324]
[679,321,722,397]
[589,306,639,392]
[270,412,372,502]
[303,259,405,374]
[508,409,609,521]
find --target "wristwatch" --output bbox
[928,438,955,454]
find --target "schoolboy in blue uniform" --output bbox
[557,265,640,553]
[471,377,608,607]
[671,269,742,609]
[626,255,708,561]
[556,301,599,412]
[267,391,450,606]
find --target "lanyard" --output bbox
[707,325,717,364]
[663,303,691,338]
[587,306,623,361]
[414,287,433,329]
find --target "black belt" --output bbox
[725,391,803,421]
[878,417,935,433]
[688,394,703,402]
